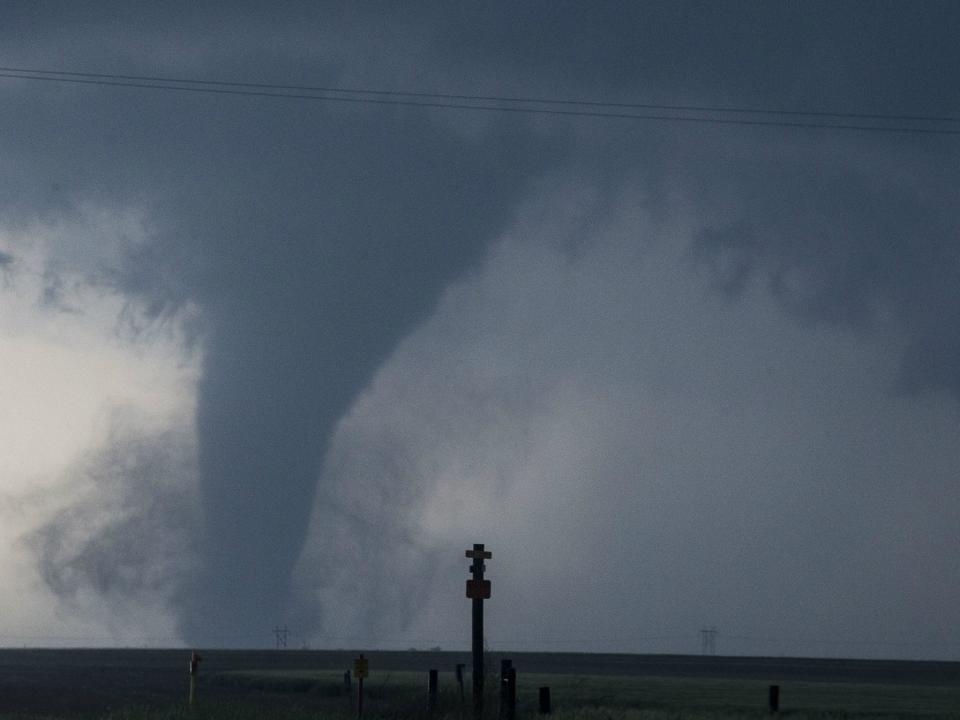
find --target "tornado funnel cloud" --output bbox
[171,114,552,644]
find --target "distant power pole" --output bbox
[700,627,718,655]
[273,625,289,649]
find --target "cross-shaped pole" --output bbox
[466,543,492,717]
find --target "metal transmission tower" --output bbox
[700,627,718,655]
[273,625,289,649]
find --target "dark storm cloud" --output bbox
[421,2,960,402]
[690,153,960,399]
[691,223,758,298]
[2,5,557,643]
[4,1,960,649]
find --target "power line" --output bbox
[700,627,718,655]
[724,634,960,648]
[272,625,290,650]
[2,630,959,651]
[3,64,959,126]
[1,67,959,137]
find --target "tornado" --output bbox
[165,111,552,643]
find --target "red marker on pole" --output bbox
[466,544,492,718]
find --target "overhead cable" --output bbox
[1,67,959,136]
[3,64,959,126]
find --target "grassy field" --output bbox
[1,650,958,720]
[202,668,960,719]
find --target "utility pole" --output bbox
[273,625,289,649]
[466,543,492,718]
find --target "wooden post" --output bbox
[538,687,551,714]
[344,670,352,693]
[466,544,492,718]
[188,651,202,706]
[499,659,513,720]
[354,654,369,719]
[768,684,780,714]
[504,667,517,720]
[428,669,439,715]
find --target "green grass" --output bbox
[202,669,960,719]
[523,674,960,716]
[4,669,960,720]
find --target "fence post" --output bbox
[768,685,780,714]
[539,687,551,714]
[505,667,517,720]
[428,669,439,715]
[499,659,513,719]
[188,651,201,706]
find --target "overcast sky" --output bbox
[1,3,959,659]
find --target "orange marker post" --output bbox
[354,654,369,719]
